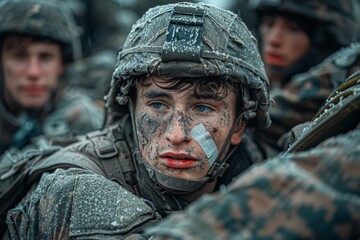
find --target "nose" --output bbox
[165,112,191,145]
[265,24,283,47]
[26,57,41,80]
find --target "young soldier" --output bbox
[128,67,360,240]
[252,0,356,89]
[0,0,104,154]
[3,2,270,238]
[248,0,358,157]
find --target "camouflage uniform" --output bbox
[3,2,271,238]
[127,68,360,240]
[0,0,104,154]
[247,0,359,157]
[257,42,360,155]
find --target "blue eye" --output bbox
[195,105,212,113]
[151,102,166,110]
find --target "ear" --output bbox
[230,122,245,145]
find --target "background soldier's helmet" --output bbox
[0,0,81,62]
[250,0,357,47]
[250,0,358,84]
[106,2,271,129]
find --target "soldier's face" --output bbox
[260,15,310,69]
[134,76,244,181]
[1,35,64,110]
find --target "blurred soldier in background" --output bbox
[246,0,359,157]
[0,0,104,154]
[251,0,357,89]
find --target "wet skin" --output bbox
[1,35,64,111]
[135,76,244,181]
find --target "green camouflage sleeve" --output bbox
[254,43,360,153]
[138,128,360,240]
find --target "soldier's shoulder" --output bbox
[8,168,160,238]
[293,42,360,85]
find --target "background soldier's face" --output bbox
[260,15,310,69]
[1,35,64,110]
[134,76,244,181]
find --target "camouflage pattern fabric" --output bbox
[253,42,360,156]
[128,124,360,240]
[5,168,161,239]
[0,87,104,154]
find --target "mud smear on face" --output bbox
[136,113,160,147]
[173,109,191,141]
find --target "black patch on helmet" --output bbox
[162,5,205,63]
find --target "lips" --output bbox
[160,152,197,169]
[265,53,286,66]
[21,85,46,95]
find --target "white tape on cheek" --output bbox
[190,124,219,166]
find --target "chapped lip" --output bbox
[160,152,197,161]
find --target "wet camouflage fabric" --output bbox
[253,42,360,156]
[0,87,104,155]
[5,168,161,239]
[128,124,360,240]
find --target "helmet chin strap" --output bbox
[126,96,246,194]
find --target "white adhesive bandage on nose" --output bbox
[190,124,219,165]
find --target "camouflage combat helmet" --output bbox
[0,0,81,62]
[105,2,271,193]
[106,1,270,129]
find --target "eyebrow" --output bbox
[143,90,171,99]
[193,93,219,99]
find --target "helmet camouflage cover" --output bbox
[107,2,271,129]
[0,0,80,62]
[250,0,357,47]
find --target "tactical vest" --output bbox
[0,116,131,236]
[0,115,185,236]
[0,109,264,237]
